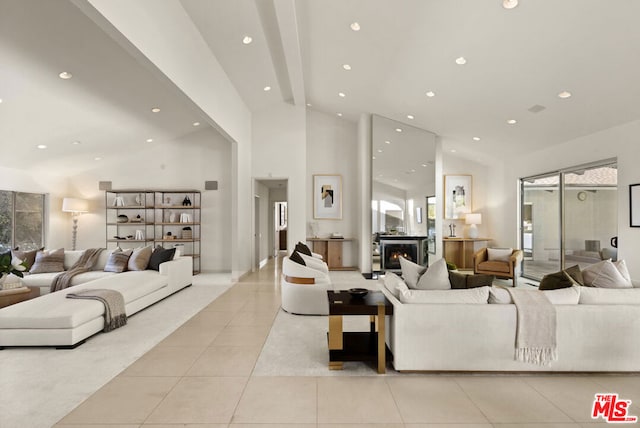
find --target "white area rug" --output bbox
[253,271,399,376]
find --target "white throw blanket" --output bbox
[506,288,558,366]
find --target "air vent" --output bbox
[528,104,546,113]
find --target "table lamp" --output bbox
[62,198,89,250]
[465,213,482,239]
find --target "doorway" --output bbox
[254,179,288,267]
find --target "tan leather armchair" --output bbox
[473,248,524,286]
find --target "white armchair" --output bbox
[281,256,333,315]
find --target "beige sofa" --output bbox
[0,250,193,348]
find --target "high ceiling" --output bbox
[2,0,640,175]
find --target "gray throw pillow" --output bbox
[12,247,43,270]
[104,249,133,273]
[30,248,65,274]
[128,245,153,271]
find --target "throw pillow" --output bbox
[448,270,468,289]
[29,248,65,274]
[397,282,489,304]
[288,250,306,266]
[613,260,632,283]
[539,265,584,290]
[488,286,511,304]
[399,256,426,289]
[564,264,585,286]
[487,248,513,262]
[299,253,328,273]
[579,287,640,304]
[104,248,133,273]
[295,242,312,257]
[542,285,580,304]
[415,258,451,290]
[382,271,404,299]
[128,245,153,271]
[11,247,42,270]
[582,259,632,288]
[147,246,177,271]
[465,273,495,288]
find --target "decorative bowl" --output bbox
[348,288,368,298]
[116,215,129,223]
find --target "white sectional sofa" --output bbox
[380,273,640,372]
[0,250,193,348]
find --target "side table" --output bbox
[0,286,40,309]
[327,290,393,374]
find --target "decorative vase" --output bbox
[169,212,176,223]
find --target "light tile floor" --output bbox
[49,258,640,427]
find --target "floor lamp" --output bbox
[62,198,89,250]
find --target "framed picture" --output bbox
[416,206,423,224]
[630,184,640,227]
[444,174,472,219]
[313,174,342,219]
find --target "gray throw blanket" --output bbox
[50,248,104,293]
[506,288,558,366]
[66,289,127,332]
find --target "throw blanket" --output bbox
[66,289,127,332]
[506,287,558,366]
[50,248,104,293]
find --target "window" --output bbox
[0,190,45,252]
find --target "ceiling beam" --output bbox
[273,0,306,106]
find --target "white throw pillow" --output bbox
[579,287,640,304]
[399,256,426,289]
[614,260,632,283]
[397,282,489,304]
[489,285,580,304]
[582,260,632,288]
[415,258,451,290]
[487,248,513,262]
[299,253,328,273]
[382,271,404,299]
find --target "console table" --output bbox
[307,238,356,270]
[443,237,491,269]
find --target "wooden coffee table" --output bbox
[327,289,393,374]
[0,286,40,309]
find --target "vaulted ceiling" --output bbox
[2,0,639,174]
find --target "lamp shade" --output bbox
[62,198,89,213]
[465,213,482,225]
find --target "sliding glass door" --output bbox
[520,161,617,280]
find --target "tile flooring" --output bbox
[53,258,639,427]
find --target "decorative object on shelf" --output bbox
[465,213,482,239]
[169,211,176,223]
[444,174,472,219]
[181,227,193,239]
[164,231,175,240]
[116,214,129,223]
[135,193,142,206]
[180,213,192,223]
[62,197,90,251]
[182,195,192,206]
[165,196,171,206]
[131,214,142,223]
[134,230,144,240]
[113,196,125,207]
[309,221,319,238]
[313,174,342,220]
[448,223,457,238]
[0,252,27,287]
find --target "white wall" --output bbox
[490,118,640,277]
[254,181,270,266]
[306,109,358,266]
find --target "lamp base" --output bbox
[467,224,479,239]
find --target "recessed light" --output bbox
[407,115,414,120]
[425,91,435,97]
[455,57,467,65]
[263,86,271,91]
[242,35,253,45]
[451,149,457,153]
[350,22,360,31]
[507,119,517,125]
[473,137,481,141]
[395,128,402,133]
[338,92,346,98]
[503,0,518,9]
[385,140,391,144]
[0,98,3,103]
[410,169,416,173]
[306,103,312,107]
[342,64,352,71]
[146,138,153,143]
[377,149,383,153]
[372,156,376,160]
[558,91,572,99]
[36,144,47,149]
[71,140,81,145]
[421,163,428,167]
[337,112,342,117]
[192,122,200,126]
[58,71,72,79]
[94,157,102,161]
[151,107,161,113]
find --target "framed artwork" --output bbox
[630,184,640,227]
[313,174,342,219]
[444,174,472,219]
[416,206,423,224]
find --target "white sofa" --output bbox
[0,250,193,348]
[280,255,333,315]
[380,274,640,372]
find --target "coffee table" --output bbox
[0,286,40,309]
[327,289,393,374]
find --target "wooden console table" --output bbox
[443,238,491,270]
[307,238,356,270]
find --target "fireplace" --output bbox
[379,237,427,272]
